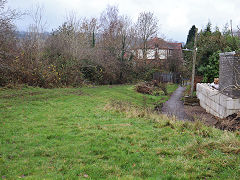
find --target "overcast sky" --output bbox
[7,0,240,42]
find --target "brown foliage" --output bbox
[215,112,240,131]
[135,82,154,95]
[135,81,168,95]
[0,4,163,87]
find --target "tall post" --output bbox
[190,28,198,97]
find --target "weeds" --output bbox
[104,100,171,123]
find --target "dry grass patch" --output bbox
[104,100,173,122]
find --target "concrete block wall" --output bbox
[196,83,240,118]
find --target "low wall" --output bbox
[196,83,240,118]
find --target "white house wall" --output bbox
[147,49,155,59]
[158,49,167,59]
[137,49,143,59]
[136,48,168,60]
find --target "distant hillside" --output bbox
[15,31,50,39]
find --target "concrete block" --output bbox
[210,101,220,114]
[196,91,201,98]
[226,98,240,110]
[225,109,239,117]
[219,106,226,118]
[205,98,211,107]
[201,85,208,95]
[201,94,206,102]
[197,84,202,93]
[219,94,227,107]
[213,110,219,117]
[198,92,202,100]
[199,84,205,91]
[212,102,220,117]
[196,83,240,118]
[205,88,210,96]
[213,93,220,104]
[209,90,217,99]
[209,94,215,101]
[200,100,205,107]
[209,108,218,117]
[196,83,201,92]
[200,101,206,109]
[205,104,210,113]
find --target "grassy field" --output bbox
[0,84,239,179]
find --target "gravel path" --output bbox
[162,86,193,121]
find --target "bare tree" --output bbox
[167,49,183,73]
[98,6,135,83]
[0,0,21,54]
[0,0,23,85]
[22,4,47,63]
[49,12,89,58]
[81,17,99,48]
[136,12,158,60]
[100,5,119,34]
[118,16,134,60]
[117,15,135,82]
[97,6,120,82]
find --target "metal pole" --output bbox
[190,28,198,97]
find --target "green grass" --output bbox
[0,84,239,179]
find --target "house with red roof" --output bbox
[134,37,183,66]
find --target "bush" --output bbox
[198,51,220,82]
[135,82,154,95]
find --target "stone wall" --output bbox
[197,83,240,118]
[219,52,240,98]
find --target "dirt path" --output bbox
[162,86,193,121]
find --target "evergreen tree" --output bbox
[204,21,212,33]
[197,22,240,81]
[184,22,240,82]
[185,25,196,49]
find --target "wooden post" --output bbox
[190,28,198,97]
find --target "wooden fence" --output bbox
[153,72,182,84]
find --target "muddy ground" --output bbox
[184,105,240,132]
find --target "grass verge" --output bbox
[0,84,239,179]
